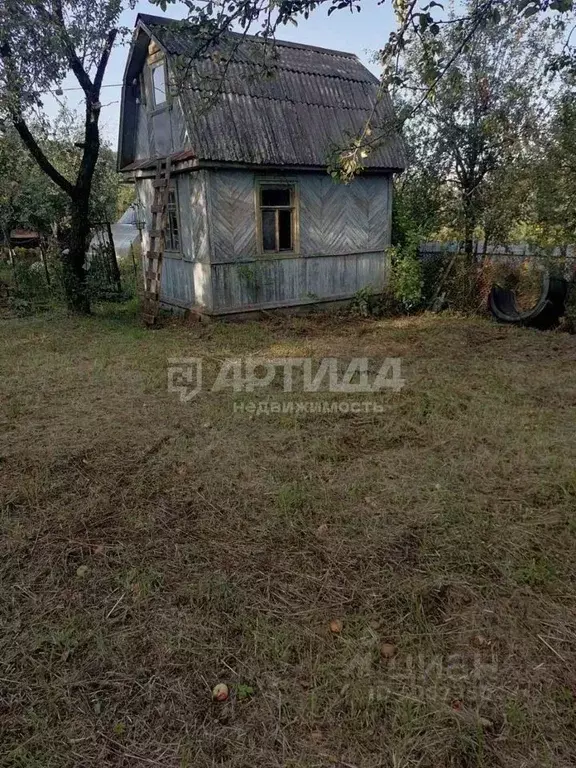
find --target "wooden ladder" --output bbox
[142,158,172,326]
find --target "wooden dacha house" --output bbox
[118,14,406,317]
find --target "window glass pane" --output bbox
[261,187,291,207]
[262,210,276,251]
[278,209,292,250]
[152,63,166,105]
[167,210,180,250]
[166,190,179,251]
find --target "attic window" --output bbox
[151,61,167,107]
[258,184,297,253]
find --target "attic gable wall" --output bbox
[118,26,190,169]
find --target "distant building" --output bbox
[8,229,40,248]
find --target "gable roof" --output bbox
[129,14,406,171]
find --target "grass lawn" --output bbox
[2,307,576,767]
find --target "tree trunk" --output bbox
[464,219,474,262]
[106,221,122,293]
[462,194,477,265]
[63,195,91,314]
[462,196,479,308]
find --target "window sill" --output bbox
[150,103,172,117]
[259,250,298,258]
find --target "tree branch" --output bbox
[50,0,93,94]
[12,116,74,197]
[94,28,117,94]
[0,41,74,196]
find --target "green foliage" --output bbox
[1,237,137,317]
[234,683,255,700]
[392,170,444,249]
[1,1,130,313]
[527,95,576,248]
[237,264,258,283]
[0,121,67,239]
[388,184,428,313]
[0,1,126,114]
[7,256,56,316]
[350,286,374,317]
[0,111,124,239]
[399,3,560,249]
[153,0,573,183]
[389,243,423,311]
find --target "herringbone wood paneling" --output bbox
[207,170,391,263]
[299,175,390,255]
[209,170,258,261]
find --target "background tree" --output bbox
[0,0,126,313]
[0,109,126,249]
[0,120,69,248]
[397,5,557,258]
[527,93,576,248]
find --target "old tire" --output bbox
[488,273,568,330]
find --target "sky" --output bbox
[43,0,397,146]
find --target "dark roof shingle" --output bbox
[137,14,406,170]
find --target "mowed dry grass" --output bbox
[2,308,576,768]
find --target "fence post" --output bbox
[39,239,51,286]
[7,246,18,289]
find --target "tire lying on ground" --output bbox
[488,272,568,330]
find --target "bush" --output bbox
[9,259,53,315]
[389,243,423,312]
[422,252,487,315]
[562,280,576,333]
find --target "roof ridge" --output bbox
[137,13,359,60]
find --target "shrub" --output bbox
[388,243,423,312]
[563,280,576,333]
[9,259,52,315]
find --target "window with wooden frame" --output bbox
[165,188,181,252]
[151,60,167,108]
[257,183,298,253]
